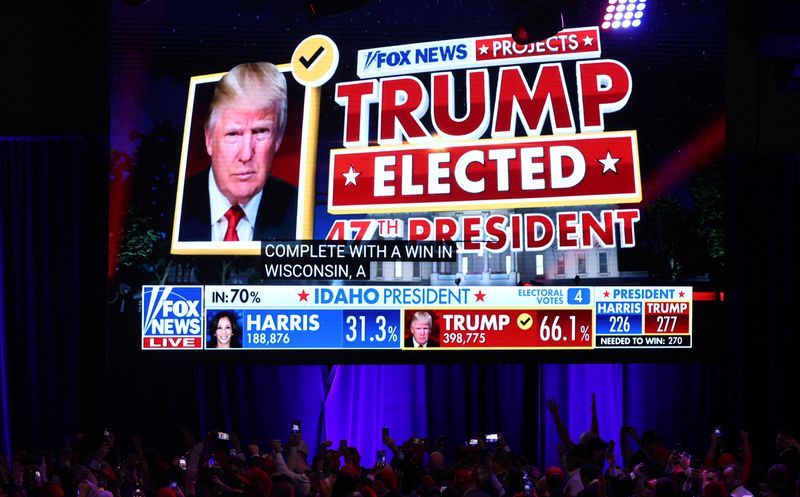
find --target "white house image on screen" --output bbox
[369,206,625,286]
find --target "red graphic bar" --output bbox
[475,27,601,63]
[329,132,641,214]
[693,291,722,301]
[434,309,593,349]
[643,301,690,334]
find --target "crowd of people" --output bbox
[2,403,799,497]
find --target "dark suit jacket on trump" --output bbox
[178,167,297,241]
[404,337,440,348]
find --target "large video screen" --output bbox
[109,0,726,360]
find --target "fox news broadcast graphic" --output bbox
[111,0,724,361]
[140,285,691,351]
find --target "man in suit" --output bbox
[179,61,296,242]
[405,311,439,348]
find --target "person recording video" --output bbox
[179,61,297,242]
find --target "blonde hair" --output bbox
[206,62,287,138]
[411,311,432,328]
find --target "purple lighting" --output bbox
[0,176,11,459]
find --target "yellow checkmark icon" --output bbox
[517,313,533,331]
[291,34,339,87]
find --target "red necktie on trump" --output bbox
[223,205,244,241]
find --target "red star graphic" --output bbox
[603,291,610,298]
[474,290,486,302]
[679,291,685,298]
[298,290,309,302]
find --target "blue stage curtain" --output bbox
[425,363,535,458]
[538,364,624,467]
[620,363,709,456]
[306,363,712,469]
[322,364,429,465]
[192,364,330,450]
[0,136,106,450]
[0,148,10,459]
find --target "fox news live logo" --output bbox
[142,286,204,350]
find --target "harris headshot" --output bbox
[404,311,439,348]
[178,62,297,243]
[207,311,243,349]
